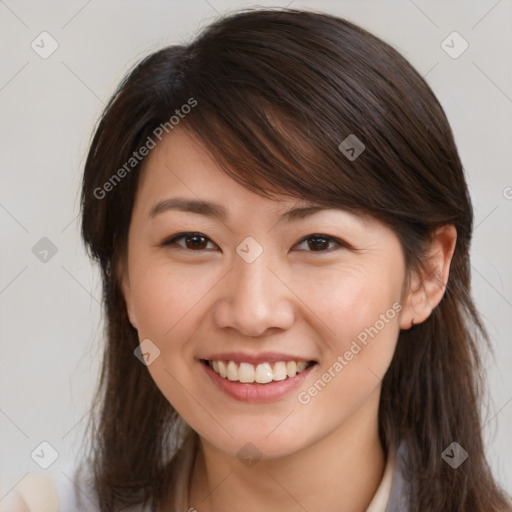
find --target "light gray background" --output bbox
[1,0,511,499]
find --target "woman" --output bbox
[5,7,511,512]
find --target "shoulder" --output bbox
[0,461,93,512]
[384,442,512,512]
[0,461,100,512]
[0,472,58,512]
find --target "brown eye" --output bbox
[162,232,348,253]
[162,232,216,251]
[295,234,344,252]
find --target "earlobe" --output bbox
[400,224,457,330]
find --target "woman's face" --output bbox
[121,126,410,459]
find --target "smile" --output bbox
[205,359,315,384]
[200,358,318,403]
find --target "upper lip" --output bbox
[201,352,316,365]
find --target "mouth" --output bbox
[199,358,318,403]
[201,359,316,383]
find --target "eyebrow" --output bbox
[147,197,336,223]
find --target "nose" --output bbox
[212,247,295,337]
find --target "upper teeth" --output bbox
[209,360,310,383]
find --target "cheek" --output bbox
[128,265,211,416]
[298,264,402,351]
[130,263,215,340]
[296,263,403,414]
[293,274,401,438]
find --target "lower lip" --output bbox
[200,360,317,403]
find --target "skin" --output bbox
[120,126,456,512]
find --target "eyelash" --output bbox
[161,232,350,253]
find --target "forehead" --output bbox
[135,127,311,211]
[133,126,377,233]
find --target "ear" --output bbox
[118,257,138,330]
[400,224,457,330]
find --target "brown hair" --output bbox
[79,8,511,511]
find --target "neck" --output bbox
[188,388,386,512]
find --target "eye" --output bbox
[161,232,218,251]
[161,232,349,253]
[295,234,346,252]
